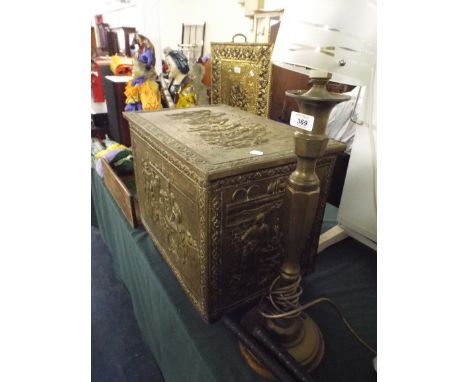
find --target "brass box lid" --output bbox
[124,105,345,182]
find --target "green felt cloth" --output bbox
[91,178,98,228]
[91,169,376,382]
[92,170,267,382]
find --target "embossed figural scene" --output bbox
[124,105,345,322]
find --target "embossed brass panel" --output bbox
[211,42,273,117]
[124,105,345,322]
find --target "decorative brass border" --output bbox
[197,186,209,313]
[211,43,273,118]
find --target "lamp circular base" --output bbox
[239,316,325,380]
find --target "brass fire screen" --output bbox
[211,41,273,118]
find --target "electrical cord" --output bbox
[260,275,377,356]
[264,275,304,319]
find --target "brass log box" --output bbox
[124,105,345,322]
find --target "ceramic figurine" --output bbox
[164,48,197,108]
[124,34,163,111]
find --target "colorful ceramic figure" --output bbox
[165,49,197,108]
[124,34,163,111]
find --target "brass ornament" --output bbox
[211,42,273,117]
[124,105,345,321]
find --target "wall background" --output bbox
[91,0,288,64]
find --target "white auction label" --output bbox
[250,150,264,156]
[290,111,314,131]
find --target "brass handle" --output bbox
[232,33,247,43]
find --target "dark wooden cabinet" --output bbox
[103,76,132,147]
[268,64,309,124]
[111,27,137,56]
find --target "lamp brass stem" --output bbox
[239,76,352,376]
[268,76,351,371]
[280,78,351,283]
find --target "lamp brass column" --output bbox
[240,74,351,377]
[268,74,351,370]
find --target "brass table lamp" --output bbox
[259,74,351,370]
[239,0,377,377]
